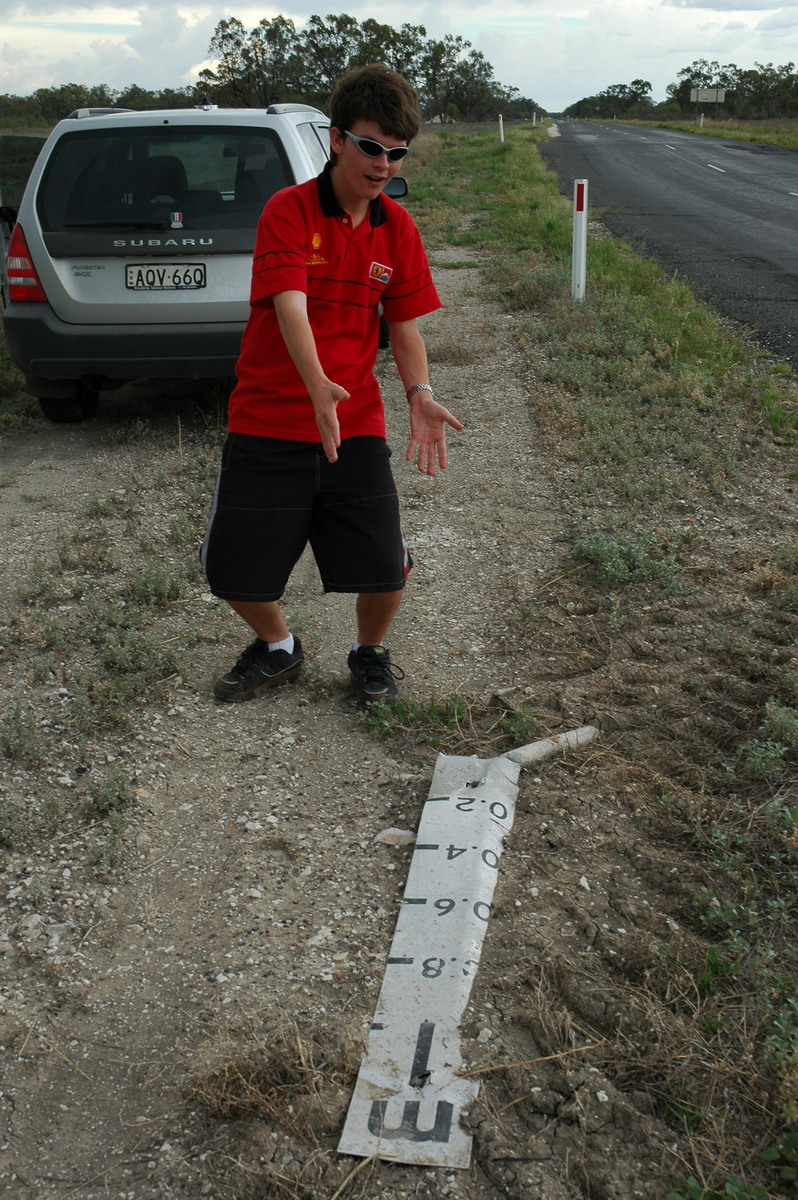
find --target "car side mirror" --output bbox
[0,205,17,231]
[383,177,408,200]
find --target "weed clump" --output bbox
[0,700,42,764]
[573,530,681,592]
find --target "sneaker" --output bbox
[348,644,404,707]
[214,636,303,703]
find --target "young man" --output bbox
[202,64,462,707]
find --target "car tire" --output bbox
[38,384,100,424]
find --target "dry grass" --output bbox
[185,1020,365,1199]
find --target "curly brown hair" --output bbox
[329,64,421,144]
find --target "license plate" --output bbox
[125,262,206,291]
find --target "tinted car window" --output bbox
[37,126,294,233]
[295,121,330,174]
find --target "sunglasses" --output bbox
[343,130,410,163]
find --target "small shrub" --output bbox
[573,530,680,591]
[100,628,178,683]
[760,699,798,749]
[26,877,51,909]
[761,1131,798,1188]
[124,557,185,606]
[0,700,42,763]
[736,738,787,781]
[360,694,468,744]
[41,791,63,833]
[83,767,134,818]
[664,1177,768,1199]
[0,798,20,847]
[498,704,538,747]
[764,999,798,1122]
[91,809,128,868]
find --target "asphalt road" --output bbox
[540,121,798,369]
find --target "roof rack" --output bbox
[265,103,323,115]
[68,107,136,119]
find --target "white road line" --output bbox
[707,164,726,173]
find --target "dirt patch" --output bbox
[1,241,797,1199]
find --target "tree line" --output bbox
[564,59,798,120]
[0,14,540,126]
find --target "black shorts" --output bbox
[202,434,408,602]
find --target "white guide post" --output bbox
[498,114,504,143]
[338,725,599,1169]
[338,752,521,1168]
[571,178,588,303]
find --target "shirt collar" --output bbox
[316,160,388,228]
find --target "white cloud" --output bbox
[1,0,795,111]
[663,0,795,8]
[756,5,798,27]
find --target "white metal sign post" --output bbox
[338,726,598,1170]
[338,752,521,1168]
[572,178,588,303]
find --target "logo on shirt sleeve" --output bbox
[369,261,393,285]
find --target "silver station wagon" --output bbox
[1,104,332,422]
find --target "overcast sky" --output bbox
[2,0,797,112]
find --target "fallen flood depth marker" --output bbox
[338,726,598,1169]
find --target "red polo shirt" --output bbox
[227,163,442,441]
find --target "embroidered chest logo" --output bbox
[369,261,393,285]
[306,232,329,266]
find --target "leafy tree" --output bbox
[356,22,428,83]
[567,59,798,119]
[0,13,543,129]
[297,13,364,103]
[565,79,652,119]
[449,50,497,121]
[247,16,302,104]
[202,17,253,106]
[420,34,468,122]
[32,83,119,122]
[666,58,731,112]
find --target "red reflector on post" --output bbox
[575,182,586,213]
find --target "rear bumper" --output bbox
[3,302,244,394]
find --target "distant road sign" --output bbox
[691,88,726,103]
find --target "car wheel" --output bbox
[38,384,100,424]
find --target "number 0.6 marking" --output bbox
[433,897,492,922]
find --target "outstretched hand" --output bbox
[310,380,351,463]
[406,394,464,476]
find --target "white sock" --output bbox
[268,634,294,653]
[352,641,362,652]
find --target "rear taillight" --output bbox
[7,224,47,302]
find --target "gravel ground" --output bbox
[2,237,797,1199]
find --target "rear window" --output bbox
[36,126,295,234]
